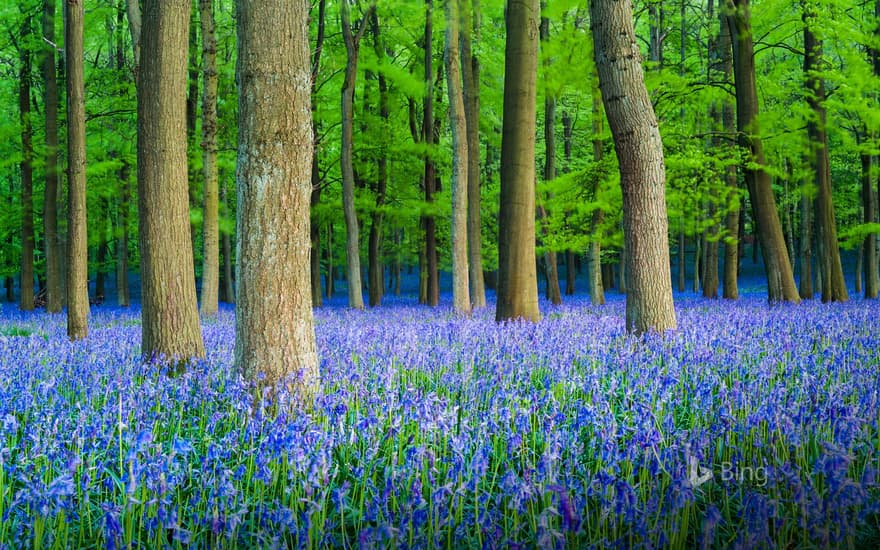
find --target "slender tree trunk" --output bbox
[199,0,219,316]
[43,0,62,313]
[588,78,605,305]
[803,9,847,303]
[66,0,89,338]
[725,0,800,303]
[592,0,676,333]
[325,223,334,297]
[340,1,370,310]
[235,0,319,403]
[721,3,739,300]
[18,19,35,312]
[538,13,562,306]
[799,183,813,298]
[496,0,540,322]
[862,153,879,298]
[462,0,485,307]
[445,0,471,314]
[368,12,389,308]
[856,242,863,295]
[692,224,701,293]
[115,1,131,307]
[221,177,234,303]
[310,0,327,308]
[138,0,205,362]
[423,0,440,307]
[562,111,576,296]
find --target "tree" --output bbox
[234,0,319,402]
[724,0,800,304]
[340,0,371,310]
[199,0,220,316]
[115,0,132,308]
[496,0,540,323]
[539,12,561,306]
[462,0,485,308]
[422,0,440,307]
[446,0,470,315]
[18,14,35,312]
[66,0,89,339]
[42,0,62,313]
[138,0,205,362]
[368,11,389,308]
[591,0,677,333]
[803,3,847,303]
[718,0,739,300]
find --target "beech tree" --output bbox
[496,0,540,323]
[137,0,205,362]
[235,0,319,402]
[66,0,89,339]
[591,0,676,333]
[199,0,220,316]
[42,0,62,313]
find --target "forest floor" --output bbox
[0,290,878,547]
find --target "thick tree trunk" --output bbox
[138,0,205,362]
[862,153,879,298]
[803,14,847,303]
[340,1,369,310]
[462,0,486,307]
[66,0,89,338]
[423,0,440,307]
[445,0,471,314]
[235,0,319,403]
[368,12,389,308]
[592,0,676,333]
[725,0,800,303]
[199,0,220,316]
[496,0,540,322]
[19,21,35,312]
[43,0,62,313]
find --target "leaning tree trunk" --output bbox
[446,0,471,315]
[803,10,847,303]
[591,0,677,333]
[43,0,62,313]
[495,0,540,322]
[462,0,486,308]
[340,0,369,310]
[138,0,205,363]
[234,0,319,404]
[199,0,220,316]
[66,0,90,339]
[725,0,800,303]
[19,21,35,312]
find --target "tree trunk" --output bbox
[562,111,577,296]
[221,177,234,303]
[445,0,471,314]
[799,184,813,298]
[462,0,486,308]
[856,242,863,295]
[539,14,562,306]
[803,10,847,303]
[199,0,219,316]
[66,0,90,338]
[138,0,205,362]
[725,0,800,303]
[496,0,540,322]
[588,80,605,306]
[592,0,676,333]
[310,0,327,308]
[368,12,389,308]
[721,2,739,300]
[862,153,879,298]
[115,2,131,308]
[340,1,369,310]
[423,0,440,307]
[678,230,686,291]
[18,19,35,312]
[43,0,63,313]
[234,0,319,403]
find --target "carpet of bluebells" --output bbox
[0,293,879,548]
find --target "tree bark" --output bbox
[138,0,205,362]
[539,14,562,306]
[18,18,35,312]
[423,0,440,307]
[462,0,485,308]
[115,1,131,308]
[591,0,676,333]
[862,153,879,298]
[721,1,739,299]
[66,0,90,339]
[340,0,370,310]
[725,0,800,303]
[221,177,234,303]
[42,0,63,313]
[803,7,847,303]
[199,0,220,316]
[446,0,471,314]
[368,11,389,308]
[235,0,319,403]
[496,0,540,322]
[562,111,576,296]
[310,0,326,308]
[588,77,605,306]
